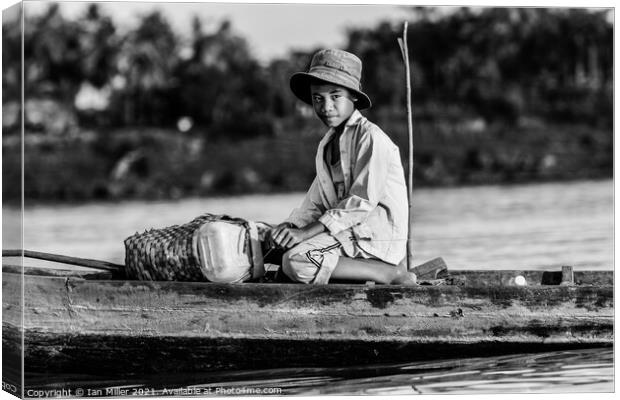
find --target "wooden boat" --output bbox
[1,257,613,388]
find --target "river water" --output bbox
[3,179,615,395]
[4,179,613,270]
[26,348,613,395]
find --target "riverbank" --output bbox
[2,120,612,204]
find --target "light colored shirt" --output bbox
[286,110,408,265]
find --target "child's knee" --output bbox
[281,248,316,284]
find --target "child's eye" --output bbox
[313,96,323,103]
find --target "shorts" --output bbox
[281,231,373,284]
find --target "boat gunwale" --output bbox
[2,265,614,289]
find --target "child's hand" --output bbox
[271,223,306,249]
[268,222,290,247]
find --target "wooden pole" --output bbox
[398,22,415,271]
[2,249,124,272]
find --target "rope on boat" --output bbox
[2,249,124,272]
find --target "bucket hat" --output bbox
[290,49,372,110]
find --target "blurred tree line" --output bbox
[351,8,612,126]
[2,4,613,202]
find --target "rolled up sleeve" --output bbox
[286,176,326,228]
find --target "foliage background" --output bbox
[2,4,613,203]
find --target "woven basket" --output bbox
[124,213,251,281]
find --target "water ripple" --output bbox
[26,348,613,395]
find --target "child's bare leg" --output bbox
[331,257,416,285]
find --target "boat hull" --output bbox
[2,269,613,377]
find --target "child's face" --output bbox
[310,83,357,129]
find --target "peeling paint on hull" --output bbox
[2,269,613,377]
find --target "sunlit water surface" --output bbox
[27,348,613,395]
[4,179,613,269]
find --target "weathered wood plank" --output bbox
[3,269,612,375]
[3,324,611,376]
[4,272,612,339]
[4,262,612,286]
[448,269,612,286]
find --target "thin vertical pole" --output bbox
[398,22,414,271]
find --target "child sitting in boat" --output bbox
[270,49,416,285]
